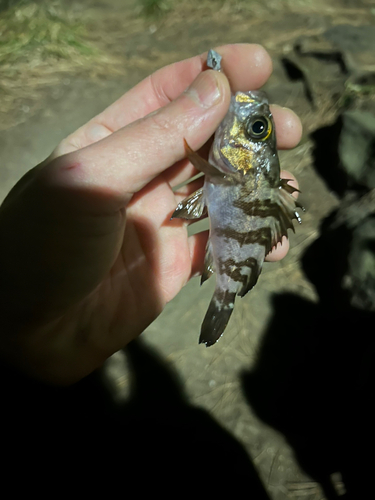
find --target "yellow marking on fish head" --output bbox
[220,145,255,173]
[235,93,255,104]
[220,116,256,173]
[219,102,274,173]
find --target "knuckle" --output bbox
[147,109,171,133]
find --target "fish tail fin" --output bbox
[199,289,236,347]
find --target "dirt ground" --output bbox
[1,0,375,497]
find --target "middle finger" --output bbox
[87,44,273,135]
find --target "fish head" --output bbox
[210,90,279,182]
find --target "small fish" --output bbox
[172,50,303,346]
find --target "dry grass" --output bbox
[1,0,372,130]
[0,1,122,129]
[154,0,368,19]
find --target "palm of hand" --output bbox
[0,45,302,384]
[92,170,195,352]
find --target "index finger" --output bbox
[53,44,273,158]
[85,45,272,135]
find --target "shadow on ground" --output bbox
[242,119,375,499]
[1,340,270,496]
[242,233,375,499]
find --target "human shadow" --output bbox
[1,338,270,497]
[242,118,375,498]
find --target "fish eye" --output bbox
[246,115,271,140]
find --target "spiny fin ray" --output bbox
[267,182,304,253]
[184,139,225,179]
[171,187,206,220]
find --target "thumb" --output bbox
[41,70,231,211]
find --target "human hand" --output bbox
[0,44,302,384]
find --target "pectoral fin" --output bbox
[280,178,301,194]
[171,187,206,219]
[268,182,304,253]
[184,139,224,179]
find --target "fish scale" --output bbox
[172,49,303,346]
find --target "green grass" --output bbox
[0,1,121,130]
[0,1,96,68]
[139,0,172,16]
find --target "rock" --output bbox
[339,110,375,189]
[295,34,346,72]
[324,24,375,55]
[293,25,375,109]
[311,108,375,312]
[343,215,375,312]
[301,24,375,76]
[327,190,375,311]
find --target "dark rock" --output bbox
[330,189,375,229]
[312,106,375,312]
[295,34,347,74]
[324,24,375,55]
[339,110,375,189]
[325,189,375,312]
[297,24,375,76]
[292,25,375,112]
[343,213,375,312]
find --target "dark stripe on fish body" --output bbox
[216,226,273,253]
[233,198,295,234]
[214,288,232,305]
[233,198,281,218]
[218,257,261,296]
[218,257,258,283]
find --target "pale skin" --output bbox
[0,44,302,385]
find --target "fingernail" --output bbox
[185,71,222,109]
